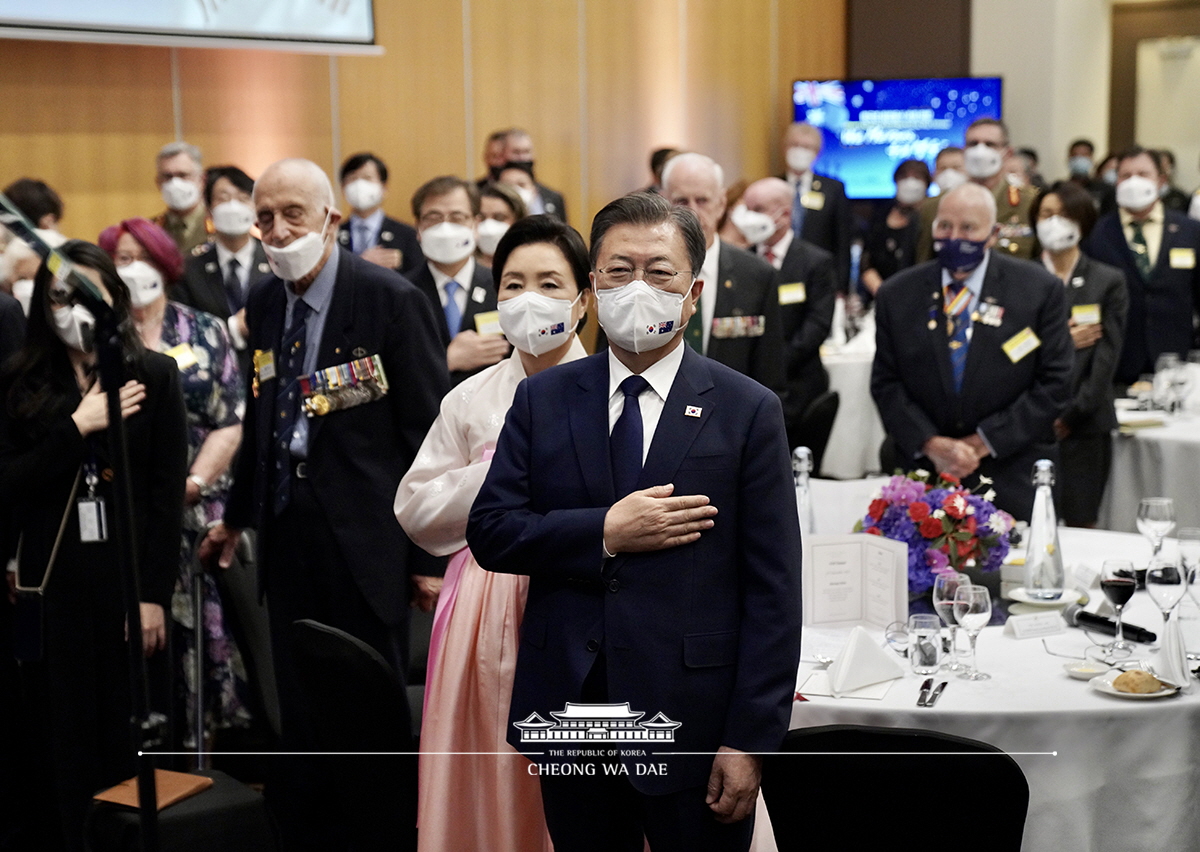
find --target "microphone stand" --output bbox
[0,196,162,852]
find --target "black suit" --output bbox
[784,171,852,291]
[408,260,500,386]
[1058,253,1128,525]
[0,290,23,369]
[702,241,785,392]
[771,236,836,444]
[176,239,272,321]
[1082,208,1200,383]
[871,253,1073,521]
[336,214,425,278]
[534,183,567,222]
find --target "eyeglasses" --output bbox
[595,265,693,287]
[419,212,474,228]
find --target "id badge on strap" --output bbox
[78,462,108,543]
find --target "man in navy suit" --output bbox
[1082,146,1200,385]
[335,152,425,277]
[871,183,1073,522]
[201,158,447,849]
[781,122,851,291]
[468,193,802,851]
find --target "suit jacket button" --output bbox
[608,579,620,593]
[586,639,600,653]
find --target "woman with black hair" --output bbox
[0,240,187,851]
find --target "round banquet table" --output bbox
[1097,412,1200,534]
[819,349,886,480]
[753,527,1200,852]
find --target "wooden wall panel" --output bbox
[777,0,848,174]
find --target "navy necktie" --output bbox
[610,375,650,499]
[791,183,808,237]
[271,298,311,514]
[444,280,462,336]
[224,258,244,314]
[944,281,970,393]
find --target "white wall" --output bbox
[971,0,1112,184]
[1137,37,1200,195]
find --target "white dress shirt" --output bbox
[1119,201,1164,269]
[759,228,793,270]
[606,341,685,465]
[429,257,474,319]
[698,239,721,354]
[214,239,256,293]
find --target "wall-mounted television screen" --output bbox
[792,77,1003,199]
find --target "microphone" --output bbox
[1062,603,1157,644]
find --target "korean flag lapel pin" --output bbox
[684,405,702,418]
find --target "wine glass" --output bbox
[932,572,968,672]
[1146,555,1188,635]
[1171,364,1194,415]
[1100,559,1137,655]
[952,585,992,681]
[1137,497,1176,559]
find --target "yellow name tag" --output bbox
[778,282,807,305]
[164,343,198,371]
[801,191,825,211]
[1002,327,1041,364]
[474,310,502,335]
[1170,247,1196,269]
[1071,304,1101,326]
[253,349,276,382]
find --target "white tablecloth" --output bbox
[1098,414,1200,533]
[820,349,885,480]
[754,528,1200,852]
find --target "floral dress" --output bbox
[160,301,251,740]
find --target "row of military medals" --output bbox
[299,354,390,417]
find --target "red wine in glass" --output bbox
[1101,577,1136,607]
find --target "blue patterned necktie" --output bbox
[443,280,462,336]
[610,375,650,499]
[791,183,807,237]
[271,298,311,515]
[353,219,371,254]
[944,281,970,394]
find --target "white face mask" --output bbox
[52,303,96,352]
[1036,215,1081,253]
[964,143,1003,179]
[595,279,686,354]
[498,290,580,356]
[476,218,510,256]
[343,178,383,212]
[1189,192,1200,222]
[935,169,968,194]
[786,146,817,174]
[12,279,33,315]
[420,222,476,265]
[514,186,536,207]
[895,177,929,206]
[730,205,776,245]
[1116,175,1159,212]
[263,209,332,281]
[119,260,165,308]
[211,199,255,236]
[1101,168,1118,186]
[160,177,202,212]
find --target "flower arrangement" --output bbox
[854,470,1015,595]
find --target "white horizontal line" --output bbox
[142,750,1057,757]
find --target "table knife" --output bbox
[917,677,934,707]
[926,681,949,707]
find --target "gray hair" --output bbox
[156,141,202,167]
[660,152,725,195]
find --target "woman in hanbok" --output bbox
[396,214,591,852]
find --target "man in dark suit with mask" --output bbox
[504,129,567,222]
[781,122,851,291]
[872,182,1072,522]
[336,152,424,278]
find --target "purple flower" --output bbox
[925,548,950,573]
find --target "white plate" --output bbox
[1064,662,1111,681]
[1008,587,1084,607]
[1089,669,1180,700]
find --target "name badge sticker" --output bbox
[1071,304,1101,326]
[77,498,108,543]
[253,349,276,382]
[801,191,825,211]
[474,311,502,335]
[778,282,807,305]
[164,342,199,371]
[1170,247,1196,269]
[471,286,488,304]
[1002,327,1041,364]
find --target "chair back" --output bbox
[761,724,1029,851]
[794,390,839,474]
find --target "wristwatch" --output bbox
[187,474,211,497]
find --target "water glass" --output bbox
[932,572,968,672]
[1137,497,1176,559]
[953,585,992,681]
[1146,556,1188,634]
[907,614,943,675]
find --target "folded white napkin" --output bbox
[825,625,906,697]
[798,669,894,700]
[1156,617,1192,693]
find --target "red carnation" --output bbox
[965,516,978,535]
[940,472,961,485]
[919,516,944,539]
[907,501,931,522]
[868,499,888,521]
[942,493,968,519]
[866,526,883,536]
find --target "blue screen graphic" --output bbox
[792,77,1003,199]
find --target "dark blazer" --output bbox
[534,183,567,222]
[336,214,425,278]
[467,346,802,794]
[774,236,835,423]
[224,248,449,625]
[705,241,785,392]
[408,260,500,386]
[1082,209,1200,383]
[784,172,851,291]
[176,239,272,322]
[871,253,1073,521]
[1060,253,1128,435]
[0,291,23,369]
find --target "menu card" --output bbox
[802,534,908,628]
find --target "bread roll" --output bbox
[1113,670,1164,694]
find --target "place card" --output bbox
[802,534,908,628]
[1004,611,1065,639]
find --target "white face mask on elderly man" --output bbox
[730,205,776,246]
[262,209,332,281]
[595,280,686,355]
